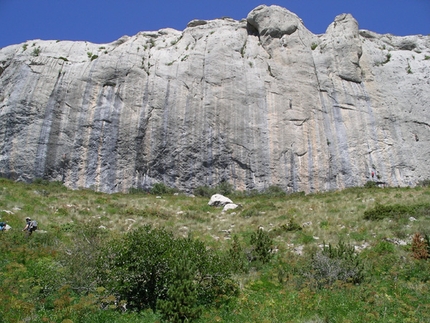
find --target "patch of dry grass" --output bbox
[1,178,429,256]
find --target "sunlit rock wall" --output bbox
[0,5,429,193]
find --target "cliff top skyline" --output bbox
[1,0,429,49]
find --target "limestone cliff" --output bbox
[0,5,429,193]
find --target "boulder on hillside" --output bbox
[222,203,239,212]
[208,194,233,207]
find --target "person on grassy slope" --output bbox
[23,217,38,237]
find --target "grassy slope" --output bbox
[0,178,429,322]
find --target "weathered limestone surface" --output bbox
[0,5,429,193]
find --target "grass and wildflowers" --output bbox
[0,178,429,322]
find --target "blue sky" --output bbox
[1,0,429,49]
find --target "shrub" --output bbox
[87,52,98,61]
[58,221,107,294]
[97,226,237,316]
[250,228,274,264]
[227,235,248,273]
[193,185,215,198]
[156,257,203,323]
[276,219,302,233]
[373,240,395,254]
[382,52,391,65]
[31,46,41,57]
[364,180,378,188]
[33,178,49,185]
[305,241,365,288]
[193,181,234,197]
[128,187,147,194]
[411,232,430,260]
[150,182,175,195]
[363,202,430,220]
[264,185,286,197]
[215,181,234,196]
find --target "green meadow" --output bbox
[0,178,429,322]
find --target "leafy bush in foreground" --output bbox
[97,225,237,320]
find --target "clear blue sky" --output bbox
[1,0,429,49]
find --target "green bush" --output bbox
[157,257,203,323]
[305,241,365,288]
[31,46,41,57]
[364,202,430,220]
[33,178,50,185]
[250,228,274,264]
[263,185,286,197]
[372,240,395,255]
[364,180,378,188]
[193,185,215,198]
[227,235,248,273]
[128,187,147,194]
[97,225,237,318]
[194,181,234,197]
[215,181,234,196]
[150,182,175,195]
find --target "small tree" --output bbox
[97,225,237,317]
[250,228,274,264]
[157,257,202,323]
[227,235,248,273]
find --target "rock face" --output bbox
[0,5,429,193]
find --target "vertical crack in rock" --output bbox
[69,60,99,189]
[330,86,354,187]
[34,68,66,180]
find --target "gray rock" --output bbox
[0,5,429,194]
[247,5,301,39]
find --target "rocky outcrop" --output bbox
[0,5,429,193]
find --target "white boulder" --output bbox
[208,194,233,207]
